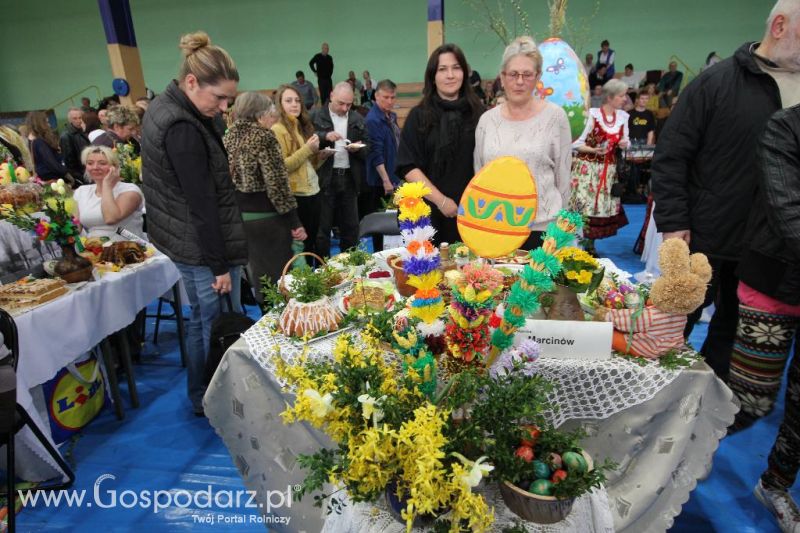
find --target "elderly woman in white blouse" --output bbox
[74,145,145,239]
[473,36,573,249]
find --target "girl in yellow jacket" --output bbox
[271,85,331,259]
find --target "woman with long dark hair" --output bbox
[396,43,483,245]
[24,111,67,183]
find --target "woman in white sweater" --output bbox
[74,145,145,239]
[473,36,573,249]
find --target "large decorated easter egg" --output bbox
[457,156,537,258]
[538,37,590,141]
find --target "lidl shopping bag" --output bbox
[41,353,108,443]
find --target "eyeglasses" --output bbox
[503,71,536,82]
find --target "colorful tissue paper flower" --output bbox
[489,339,540,379]
[403,256,441,276]
[34,221,50,239]
[399,217,431,232]
[397,199,431,222]
[488,210,584,365]
[394,181,431,200]
[411,301,446,324]
[406,271,442,291]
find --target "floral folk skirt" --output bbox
[569,157,628,240]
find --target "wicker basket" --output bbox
[499,451,594,524]
[278,252,327,300]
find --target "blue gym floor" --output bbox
[15,204,794,532]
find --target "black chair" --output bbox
[358,211,400,252]
[143,282,188,367]
[0,309,75,532]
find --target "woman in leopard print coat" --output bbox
[224,92,307,301]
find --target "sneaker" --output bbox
[754,479,800,533]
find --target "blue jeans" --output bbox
[174,263,242,411]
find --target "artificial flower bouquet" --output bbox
[115,143,142,184]
[0,178,81,249]
[444,263,505,369]
[553,246,604,293]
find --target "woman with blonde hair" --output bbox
[141,31,246,417]
[271,84,329,259]
[24,111,67,183]
[570,78,631,251]
[474,36,572,249]
[74,145,144,239]
[224,91,306,297]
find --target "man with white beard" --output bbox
[651,0,800,390]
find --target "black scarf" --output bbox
[432,95,471,179]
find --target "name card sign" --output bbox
[515,319,613,360]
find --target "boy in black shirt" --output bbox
[625,92,656,201]
[628,92,655,145]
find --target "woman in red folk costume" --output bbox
[570,78,630,254]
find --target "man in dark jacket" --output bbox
[744,104,800,533]
[309,42,334,106]
[311,82,369,257]
[651,1,800,380]
[59,108,89,179]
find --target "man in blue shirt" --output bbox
[364,80,401,248]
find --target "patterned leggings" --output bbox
[762,351,800,491]
[727,284,800,490]
[729,305,798,428]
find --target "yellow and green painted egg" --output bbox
[457,156,538,258]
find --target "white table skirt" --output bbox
[10,254,181,481]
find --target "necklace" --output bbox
[601,107,616,127]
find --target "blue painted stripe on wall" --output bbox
[428,0,443,21]
[98,0,137,47]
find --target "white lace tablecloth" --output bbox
[242,315,688,428]
[322,485,613,533]
[11,254,180,481]
[209,251,737,533]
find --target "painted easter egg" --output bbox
[549,452,563,469]
[528,479,554,496]
[457,156,537,258]
[539,37,590,141]
[562,451,588,474]
[515,445,534,463]
[532,460,551,480]
[551,469,568,484]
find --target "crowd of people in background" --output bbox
[2,2,800,528]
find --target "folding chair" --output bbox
[358,211,400,252]
[0,309,75,532]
